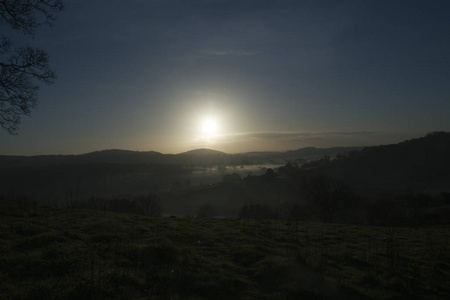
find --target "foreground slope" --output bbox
[1,201,449,299]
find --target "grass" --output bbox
[0,200,449,299]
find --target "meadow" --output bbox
[0,200,449,299]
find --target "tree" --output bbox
[136,194,162,217]
[303,175,352,223]
[197,203,217,218]
[0,0,63,133]
[264,168,276,181]
[223,172,244,189]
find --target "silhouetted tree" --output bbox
[303,176,352,223]
[223,173,244,189]
[278,162,299,177]
[366,197,405,226]
[136,193,162,217]
[197,203,216,218]
[264,168,276,181]
[108,197,135,213]
[63,172,82,209]
[0,0,63,133]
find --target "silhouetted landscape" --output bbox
[1,132,450,299]
[0,145,361,211]
[2,0,450,299]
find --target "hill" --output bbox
[300,131,450,195]
[0,146,363,170]
[285,146,362,159]
[80,149,166,164]
[178,148,227,156]
[0,150,167,168]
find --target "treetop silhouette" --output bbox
[0,0,63,134]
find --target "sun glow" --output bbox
[201,117,218,135]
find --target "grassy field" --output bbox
[0,201,449,299]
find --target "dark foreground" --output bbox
[0,201,449,299]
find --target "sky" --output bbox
[1,0,449,155]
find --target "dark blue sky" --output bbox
[1,0,449,154]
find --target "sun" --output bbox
[201,117,218,136]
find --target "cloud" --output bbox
[200,49,262,57]
[190,130,379,152]
[169,48,263,67]
[221,130,377,142]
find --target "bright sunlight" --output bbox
[201,117,218,136]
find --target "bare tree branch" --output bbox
[0,0,63,133]
[0,0,63,35]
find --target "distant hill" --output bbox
[244,147,363,166]
[0,146,363,169]
[3,133,448,206]
[244,147,362,158]
[300,132,450,195]
[285,146,362,159]
[177,148,226,156]
[0,150,168,168]
[80,149,167,164]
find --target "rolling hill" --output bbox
[0,146,362,169]
[300,131,450,195]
